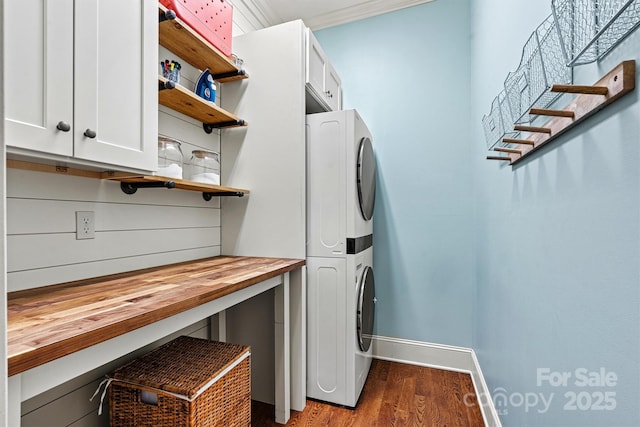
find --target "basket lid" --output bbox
[111,336,250,398]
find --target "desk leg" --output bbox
[274,273,290,424]
[290,267,306,411]
[8,375,21,427]
[217,310,227,342]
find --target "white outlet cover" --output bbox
[76,211,95,240]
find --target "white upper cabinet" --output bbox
[305,28,342,112]
[5,0,74,157]
[5,0,158,172]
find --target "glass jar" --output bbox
[189,150,220,185]
[157,135,184,179]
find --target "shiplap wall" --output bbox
[7,48,221,292]
[11,3,268,425]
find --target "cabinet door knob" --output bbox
[56,121,71,132]
[84,129,97,139]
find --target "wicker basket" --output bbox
[552,0,640,66]
[109,336,251,427]
[504,14,572,124]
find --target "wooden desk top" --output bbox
[7,256,305,376]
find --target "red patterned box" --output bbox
[160,0,233,57]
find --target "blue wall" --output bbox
[317,0,474,347]
[318,0,640,425]
[470,0,640,425]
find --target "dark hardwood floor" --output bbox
[252,359,485,426]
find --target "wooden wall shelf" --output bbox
[102,172,250,200]
[159,76,247,132]
[6,160,249,200]
[488,60,636,166]
[158,6,248,83]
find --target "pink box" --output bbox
[161,0,233,57]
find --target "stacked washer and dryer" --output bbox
[306,109,377,407]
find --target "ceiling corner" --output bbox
[233,0,282,28]
[306,0,436,30]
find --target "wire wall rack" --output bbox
[552,0,640,66]
[482,0,639,166]
[482,91,520,150]
[504,15,573,125]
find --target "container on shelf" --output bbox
[189,150,220,185]
[157,135,184,179]
[552,0,640,66]
[504,14,572,124]
[482,90,517,150]
[159,0,233,56]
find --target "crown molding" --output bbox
[230,0,279,30]
[304,0,436,30]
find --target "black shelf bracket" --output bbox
[203,119,246,134]
[159,9,176,23]
[120,181,176,195]
[202,191,245,201]
[211,69,247,81]
[159,80,175,91]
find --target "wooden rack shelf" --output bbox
[488,60,636,166]
[6,160,249,201]
[102,172,250,200]
[158,5,248,83]
[159,76,246,132]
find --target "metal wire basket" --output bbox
[482,90,516,149]
[552,0,640,66]
[504,15,572,124]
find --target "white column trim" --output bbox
[371,335,502,427]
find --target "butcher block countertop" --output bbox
[7,256,305,377]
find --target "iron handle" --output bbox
[84,128,97,139]
[56,121,71,132]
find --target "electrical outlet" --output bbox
[76,211,95,240]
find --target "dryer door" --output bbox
[357,265,376,352]
[357,137,376,221]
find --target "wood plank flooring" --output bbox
[252,359,485,426]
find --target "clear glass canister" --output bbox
[157,135,184,179]
[189,150,220,185]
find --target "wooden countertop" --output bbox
[7,256,305,376]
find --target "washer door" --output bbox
[357,265,376,352]
[357,137,376,221]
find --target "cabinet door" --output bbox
[74,0,157,171]
[324,62,342,111]
[4,0,74,156]
[306,28,326,100]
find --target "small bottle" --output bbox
[189,150,220,185]
[157,135,184,179]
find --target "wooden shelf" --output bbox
[159,5,248,83]
[102,172,250,199]
[159,76,247,129]
[6,160,250,200]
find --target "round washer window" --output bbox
[357,265,376,352]
[357,137,376,221]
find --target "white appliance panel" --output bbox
[306,247,374,407]
[306,110,374,259]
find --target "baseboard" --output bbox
[371,335,502,427]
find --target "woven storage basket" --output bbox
[109,336,251,427]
